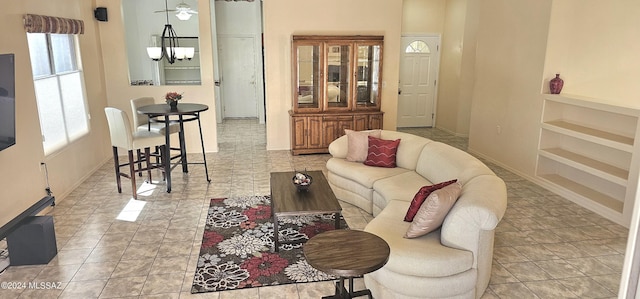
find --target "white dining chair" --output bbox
[104,107,166,199]
[130,97,185,170]
[130,97,181,135]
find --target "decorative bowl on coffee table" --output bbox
[292,172,313,192]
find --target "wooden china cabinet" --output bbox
[290,35,384,155]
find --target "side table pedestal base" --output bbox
[322,277,372,299]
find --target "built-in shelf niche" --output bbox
[536,94,640,227]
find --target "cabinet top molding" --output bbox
[292,35,384,41]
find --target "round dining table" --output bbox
[136,103,211,192]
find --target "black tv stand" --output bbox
[0,195,55,240]
[0,196,57,265]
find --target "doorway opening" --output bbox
[210,0,265,124]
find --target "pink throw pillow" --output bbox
[404,179,458,222]
[345,129,382,162]
[363,136,400,168]
[404,182,462,239]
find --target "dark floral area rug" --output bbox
[191,195,347,294]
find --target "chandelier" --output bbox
[146,0,195,64]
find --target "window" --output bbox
[27,33,89,154]
[405,41,431,54]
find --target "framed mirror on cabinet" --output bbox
[290,35,384,155]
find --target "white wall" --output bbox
[467,0,553,176]
[455,0,479,136]
[97,0,218,154]
[262,0,403,150]
[123,0,200,82]
[436,0,468,135]
[401,0,477,137]
[402,0,446,34]
[466,0,640,180]
[543,0,640,104]
[213,0,265,124]
[0,0,112,228]
[539,1,640,296]
[214,1,261,35]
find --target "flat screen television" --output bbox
[0,53,15,151]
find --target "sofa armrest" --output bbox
[328,134,349,158]
[440,175,507,261]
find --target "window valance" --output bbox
[24,14,84,35]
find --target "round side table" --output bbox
[303,229,390,299]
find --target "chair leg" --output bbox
[145,147,153,182]
[160,145,167,182]
[128,150,137,199]
[137,149,143,177]
[113,146,122,193]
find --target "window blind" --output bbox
[23,14,84,35]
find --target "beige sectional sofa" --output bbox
[327,130,507,299]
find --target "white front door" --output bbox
[219,36,258,118]
[397,36,440,128]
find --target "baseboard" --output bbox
[466,147,534,181]
[434,126,469,138]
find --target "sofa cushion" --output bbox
[379,131,432,170]
[405,182,462,238]
[365,267,477,298]
[372,192,388,216]
[345,129,381,162]
[404,179,458,222]
[416,142,495,185]
[364,136,400,168]
[372,171,432,205]
[328,171,377,213]
[365,200,474,277]
[327,158,410,189]
[330,130,432,169]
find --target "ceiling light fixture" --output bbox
[146,0,194,64]
[175,1,198,21]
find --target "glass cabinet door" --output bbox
[292,36,383,113]
[294,43,322,111]
[325,43,352,110]
[355,43,382,109]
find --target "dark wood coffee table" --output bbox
[270,171,342,252]
[304,229,390,299]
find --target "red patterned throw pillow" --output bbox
[404,182,463,238]
[404,179,458,222]
[363,136,400,168]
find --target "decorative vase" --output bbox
[549,74,564,94]
[168,101,178,111]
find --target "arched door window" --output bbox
[405,40,431,54]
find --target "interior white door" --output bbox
[397,36,440,128]
[219,36,258,118]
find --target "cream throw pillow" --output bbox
[404,182,462,238]
[345,129,381,162]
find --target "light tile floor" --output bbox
[0,119,627,299]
